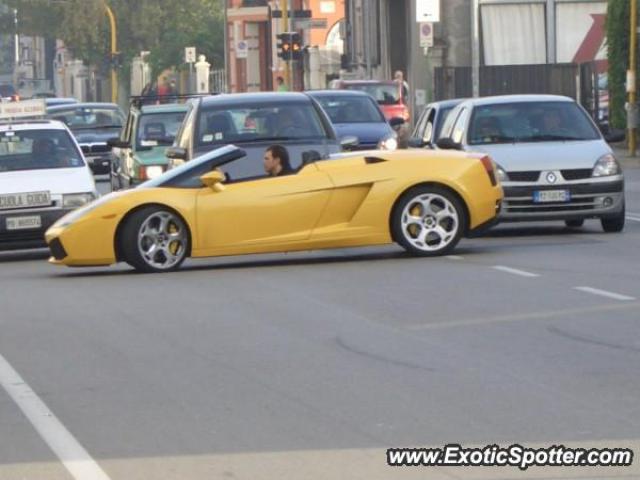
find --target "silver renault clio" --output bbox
[437,95,625,232]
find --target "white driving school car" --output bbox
[0,100,98,250]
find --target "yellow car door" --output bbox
[195,163,334,254]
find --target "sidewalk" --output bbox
[610,142,640,169]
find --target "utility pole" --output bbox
[14,8,19,67]
[629,0,638,156]
[104,3,118,104]
[281,0,290,89]
[471,0,480,98]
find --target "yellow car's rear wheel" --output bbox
[392,186,465,257]
[120,206,190,273]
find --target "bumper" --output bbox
[86,155,111,174]
[45,217,119,267]
[0,207,74,251]
[499,177,624,222]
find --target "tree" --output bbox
[606,0,630,130]
[0,0,224,78]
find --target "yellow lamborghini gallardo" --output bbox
[45,145,502,273]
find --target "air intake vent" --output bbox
[365,157,386,164]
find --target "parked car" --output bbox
[436,94,625,232]
[0,84,19,102]
[329,79,410,123]
[0,118,97,250]
[42,97,79,107]
[307,90,401,150]
[110,103,189,190]
[409,99,464,149]
[46,102,125,175]
[45,145,502,272]
[166,92,347,175]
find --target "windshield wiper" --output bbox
[524,134,584,142]
[71,124,123,130]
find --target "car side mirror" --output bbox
[603,130,625,143]
[389,117,405,128]
[408,137,426,148]
[340,135,359,150]
[166,146,187,160]
[436,138,462,150]
[106,137,130,149]
[200,170,226,192]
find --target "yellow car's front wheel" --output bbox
[120,206,190,273]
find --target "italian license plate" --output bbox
[533,190,570,203]
[0,191,51,210]
[6,215,42,230]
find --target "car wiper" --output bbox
[71,125,123,130]
[524,134,584,142]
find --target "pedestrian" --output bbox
[157,76,170,103]
[168,79,179,102]
[276,76,288,92]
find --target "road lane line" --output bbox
[445,255,464,260]
[574,286,636,301]
[626,215,640,222]
[0,353,111,480]
[492,265,540,278]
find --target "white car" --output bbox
[437,95,625,232]
[0,118,98,250]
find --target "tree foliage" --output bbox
[0,0,224,76]
[606,0,632,129]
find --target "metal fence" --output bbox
[210,68,227,93]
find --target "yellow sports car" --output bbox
[45,145,502,273]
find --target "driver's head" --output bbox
[264,144,291,176]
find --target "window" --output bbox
[314,96,385,124]
[439,104,462,140]
[0,129,84,172]
[49,107,124,129]
[452,108,469,144]
[196,102,327,147]
[137,111,187,149]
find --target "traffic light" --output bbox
[290,32,302,61]
[277,33,292,60]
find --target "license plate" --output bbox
[533,190,571,203]
[6,215,42,230]
[0,191,51,210]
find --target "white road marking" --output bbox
[0,353,111,480]
[574,286,636,301]
[626,215,640,222]
[492,265,540,278]
[445,255,464,260]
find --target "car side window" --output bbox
[412,107,430,139]
[178,107,195,150]
[451,108,469,144]
[423,109,436,143]
[121,112,134,143]
[439,105,462,140]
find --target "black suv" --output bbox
[167,92,350,176]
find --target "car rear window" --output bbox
[48,106,124,129]
[137,111,187,149]
[196,102,328,147]
[468,101,600,145]
[313,95,385,123]
[0,129,85,172]
[342,83,406,105]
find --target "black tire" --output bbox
[565,219,584,228]
[601,203,625,233]
[391,185,466,257]
[119,206,190,273]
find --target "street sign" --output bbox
[236,40,249,59]
[419,22,434,47]
[271,9,312,18]
[185,47,196,63]
[416,0,440,23]
[310,18,328,29]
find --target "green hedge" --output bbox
[606,0,634,129]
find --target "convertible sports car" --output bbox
[45,145,502,272]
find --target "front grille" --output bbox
[561,169,592,181]
[0,230,45,244]
[48,237,67,260]
[505,196,598,213]
[79,143,109,154]
[508,171,540,182]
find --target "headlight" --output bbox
[378,136,398,151]
[592,154,620,177]
[63,192,96,208]
[496,164,508,182]
[141,165,164,180]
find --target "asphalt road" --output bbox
[1,169,639,480]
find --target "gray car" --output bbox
[437,95,625,232]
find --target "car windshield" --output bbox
[48,106,125,129]
[343,83,405,105]
[468,101,600,145]
[196,102,327,147]
[137,111,187,149]
[0,129,85,172]
[314,95,385,123]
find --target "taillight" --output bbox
[11,94,19,102]
[480,155,497,186]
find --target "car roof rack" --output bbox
[129,93,220,109]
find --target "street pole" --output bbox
[104,4,118,104]
[629,0,637,157]
[471,0,480,98]
[281,0,290,89]
[223,0,229,92]
[14,8,19,68]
